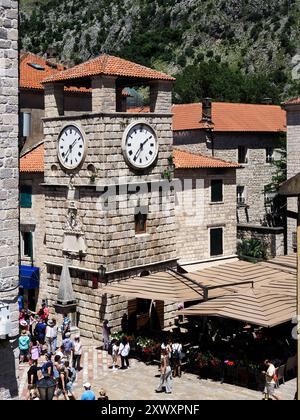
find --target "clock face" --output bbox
[57,125,86,170]
[122,123,158,170]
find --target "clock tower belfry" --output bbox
[42,55,177,337]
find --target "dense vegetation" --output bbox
[20,0,300,103]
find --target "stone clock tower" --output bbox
[42,55,177,338]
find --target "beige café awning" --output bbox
[178,289,296,328]
[102,270,206,303]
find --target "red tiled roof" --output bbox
[42,54,175,84]
[173,148,240,169]
[283,97,300,105]
[172,102,286,132]
[20,52,130,96]
[20,52,65,90]
[127,106,151,113]
[20,143,44,173]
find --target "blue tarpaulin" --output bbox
[19,266,40,290]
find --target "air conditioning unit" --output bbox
[0,303,12,339]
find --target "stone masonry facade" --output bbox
[43,77,178,339]
[20,172,47,307]
[175,168,237,262]
[284,103,300,254]
[0,0,19,399]
[174,130,281,225]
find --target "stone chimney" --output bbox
[201,97,212,123]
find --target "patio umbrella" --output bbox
[178,289,296,328]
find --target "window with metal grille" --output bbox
[20,185,32,208]
[210,228,223,256]
[238,146,248,164]
[211,179,223,202]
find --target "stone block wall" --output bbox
[175,168,237,262]
[46,261,178,339]
[0,0,19,399]
[20,172,47,306]
[237,225,285,258]
[174,130,281,226]
[43,113,177,274]
[285,105,300,254]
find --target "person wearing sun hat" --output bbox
[81,382,95,400]
[45,319,58,355]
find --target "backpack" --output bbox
[172,344,181,361]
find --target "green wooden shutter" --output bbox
[210,228,223,256]
[20,186,32,208]
[211,180,223,202]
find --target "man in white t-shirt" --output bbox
[262,360,280,400]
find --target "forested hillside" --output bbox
[20,0,300,103]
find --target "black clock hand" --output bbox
[64,138,79,160]
[133,138,151,161]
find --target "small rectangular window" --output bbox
[135,211,147,234]
[20,185,32,208]
[23,231,33,259]
[210,228,223,256]
[238,146,248,164]
[266,147,274,163]
[21,112,31,137]
[211,179,223,202]
[237,186,245,205]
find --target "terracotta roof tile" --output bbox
[20,52,65,90]
[20,143,44,173]
[20,52,130,96]
[283,97,300,105]
[173,148,240,169]
[42,54,175,84]
[172,102,286,132]
[127,106,151,113]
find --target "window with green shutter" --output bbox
[20,185,32,208]
[211,179,223,202]
[210,228,223,256]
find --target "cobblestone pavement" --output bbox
[19,344,297,401]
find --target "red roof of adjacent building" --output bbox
[20,143,44,173]
[42,54,175,84]
[173,148,240,169]
[20,52,131,96]
[172,102,286,132]
[283,97,300,105]
[127,106,151,113]
[20,144,239,173]
[20,52,66,90]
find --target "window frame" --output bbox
[210,227,224,257]
[210,179,224,203]
[135,211,147,235]
[238,145,248,164]
[21,230,34,260]
[237,185,246,205]
[20,185,32,208]
[266,147,274,163]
